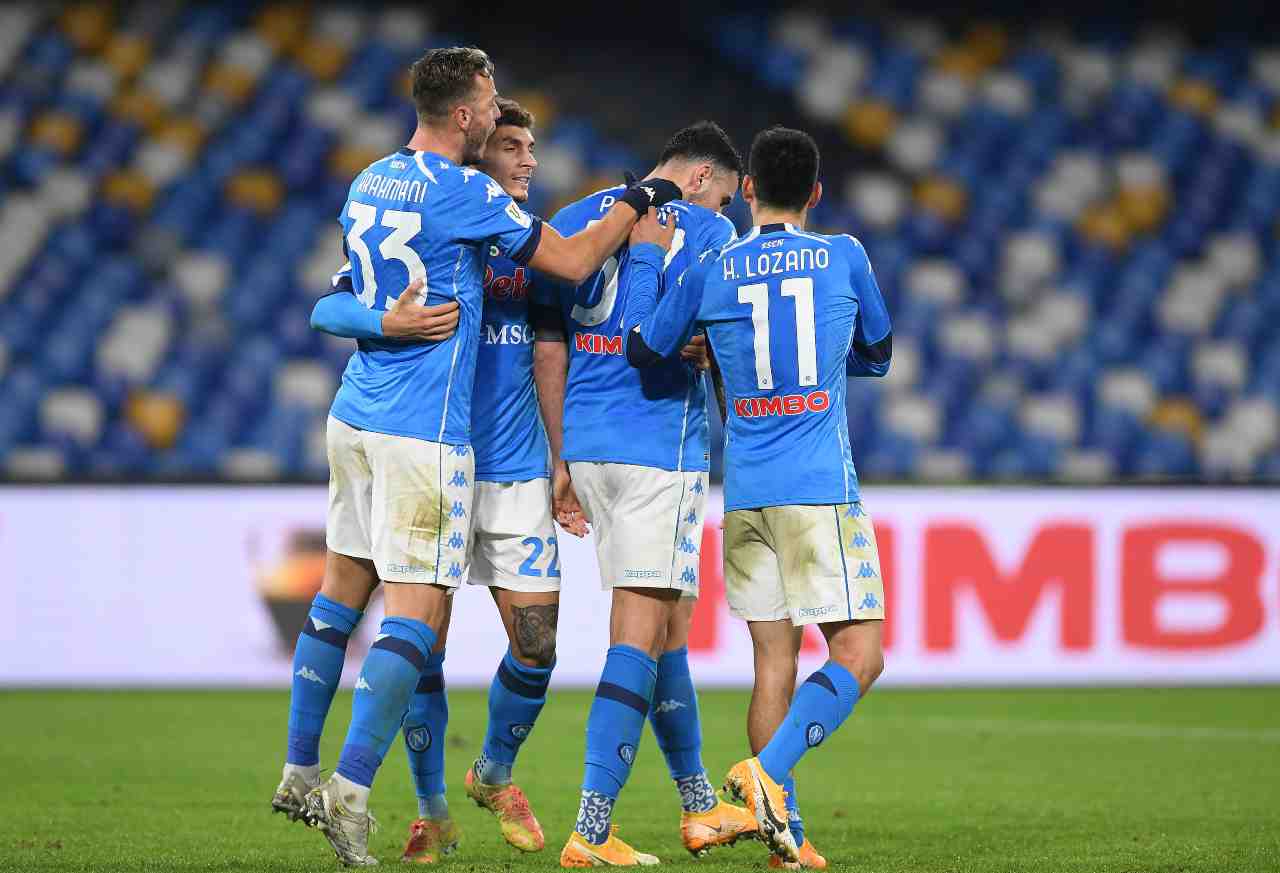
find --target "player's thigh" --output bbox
[764,501,886,626]
[366,432,475,587]
[589,463,706,597]
[609,586,681,656]
[723,508,788,623]
[747,618,802,683]
[470,478,561,594]
[326,416,374,560]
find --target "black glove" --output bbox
[619,172,683,215]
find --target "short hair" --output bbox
[658,121,744,179]
[495,97,534,131]
[410,46,494,122]
[748,126,820,211]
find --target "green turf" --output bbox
[3,687,1278,872]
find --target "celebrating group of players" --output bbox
[270,45,892,868]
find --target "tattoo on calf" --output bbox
[512,604,559,667]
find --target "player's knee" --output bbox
[510,603,558,668]
[827,631,884,694]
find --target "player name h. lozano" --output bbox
[733,389,831,418]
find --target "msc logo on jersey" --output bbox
[733,390,831,419]
[617,743,636,765]
[406,725,432,752]
[510,723,533,740]
[483,264,531,301]
[805,722,825,748]
[574,332,623,356]
[483,323,535,345]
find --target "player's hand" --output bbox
[630,207,677,251]
[620,172,683,215]
[552,461,589,537]
[381,279,460,342]
[680,333,710,370]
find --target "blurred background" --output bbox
[1,2,1277,689]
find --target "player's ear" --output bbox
[808,181,823,210]
[455,103,471,132]
[742,175,756,205]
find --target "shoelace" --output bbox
[499,787,532,818]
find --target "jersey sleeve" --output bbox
[698,212,737,257]
[843,235,892,377]
[446,172,543,263]
[311,263,384,339]
[625,252,710,367]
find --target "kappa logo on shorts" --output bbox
[691,480,704,495]
[624,569,662,579]
[798,605,840,618]
[510,723,533,740]
[805,722,825,748]
[449,500,466,519]
[449,445,470,457]
[677,537,698,555]
[680,567,698,585]
[446,562,463,579]
[844,503,866,518]
[855,561,877,579]
[685,509,697,525]
[859,592,881,610]
[449,471,468,487]
[850,532,870,548]
[387,562,430,575]
[617,743,636,765]
[447,531,465,550]
[405,725,432,752]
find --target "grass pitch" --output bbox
[3,687,1278,872]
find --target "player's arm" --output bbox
[844,237,892,377]
[531,298,568,467]
[310,265,460,342]
[625,244,708,367]
[706,336,728,423]
[526,180,682,284]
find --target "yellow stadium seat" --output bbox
[507,91,555,129]
[154,118,207,157]
[937,47,985,80]
[60,4,114,54]
[256,4,309,54]
[294,37,349,82]
[1078,205,1132,251]
[914,176,969,223]
[110,89,166,133]
[1169,79,1219,116]
[227,170,286,216]
[965,23,1009,68]
[104,33,152,81]
[844,100,898,150]
[204,63,258,105]
[125,391,186,451]
[102,171,157,213]
[1150,399,1204,444]
[1116,186,1171,236]
[29,112,84,156]
[330,145,384,181]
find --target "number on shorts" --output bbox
[518,536,560,578]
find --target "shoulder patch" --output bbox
[506,200,532,228]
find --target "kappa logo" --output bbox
[652,698,687,714]
[678,537,698,555]
[447,531,465,550]
[446,562,463,579]
[805,722,825,748]
[461,167,478,182]
[691,480,704,494]
[355,676,373,692]
[449,445,470,457]
[405,725,432,752]
[617,743,636,765]
[680,566,697,585]
[485,179,504,202]
[855,561,877,579]
[450,470,468,487]
[641,186,655,201]
[295,666,326,685]
[850,532,870,549]
[860,592,881,610]
[510,723,533,740]
[844,503,866,518]
[685,510,697,525]
[449,500,467,519]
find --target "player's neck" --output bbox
[752,206,807,230]
[405,125,465,165]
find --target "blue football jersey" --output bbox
[632,223,891,511]
[534,186,736,471]
[471,249,548,481]
[328,148,540,445]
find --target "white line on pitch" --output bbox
[874,717,1280,743]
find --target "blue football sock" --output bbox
[404,649,449,818]
[480,649,554,784]
[758,661,860,784]
[649,647,715,812]
[335,617,437,789]
[575,645,657,842]
[783,773,805,846]
[286,594,362,766]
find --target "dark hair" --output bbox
[658,120,744,179]
[748,126,820,211]
[410,46,494,122]
[495,97,534,131]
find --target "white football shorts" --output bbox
[325,416,474,586]
[723,501,886,625]
[569,461,706,599]
[468,477,561,593]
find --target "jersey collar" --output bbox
[757,222,797,234]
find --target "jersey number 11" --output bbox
[737,277,817,390]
